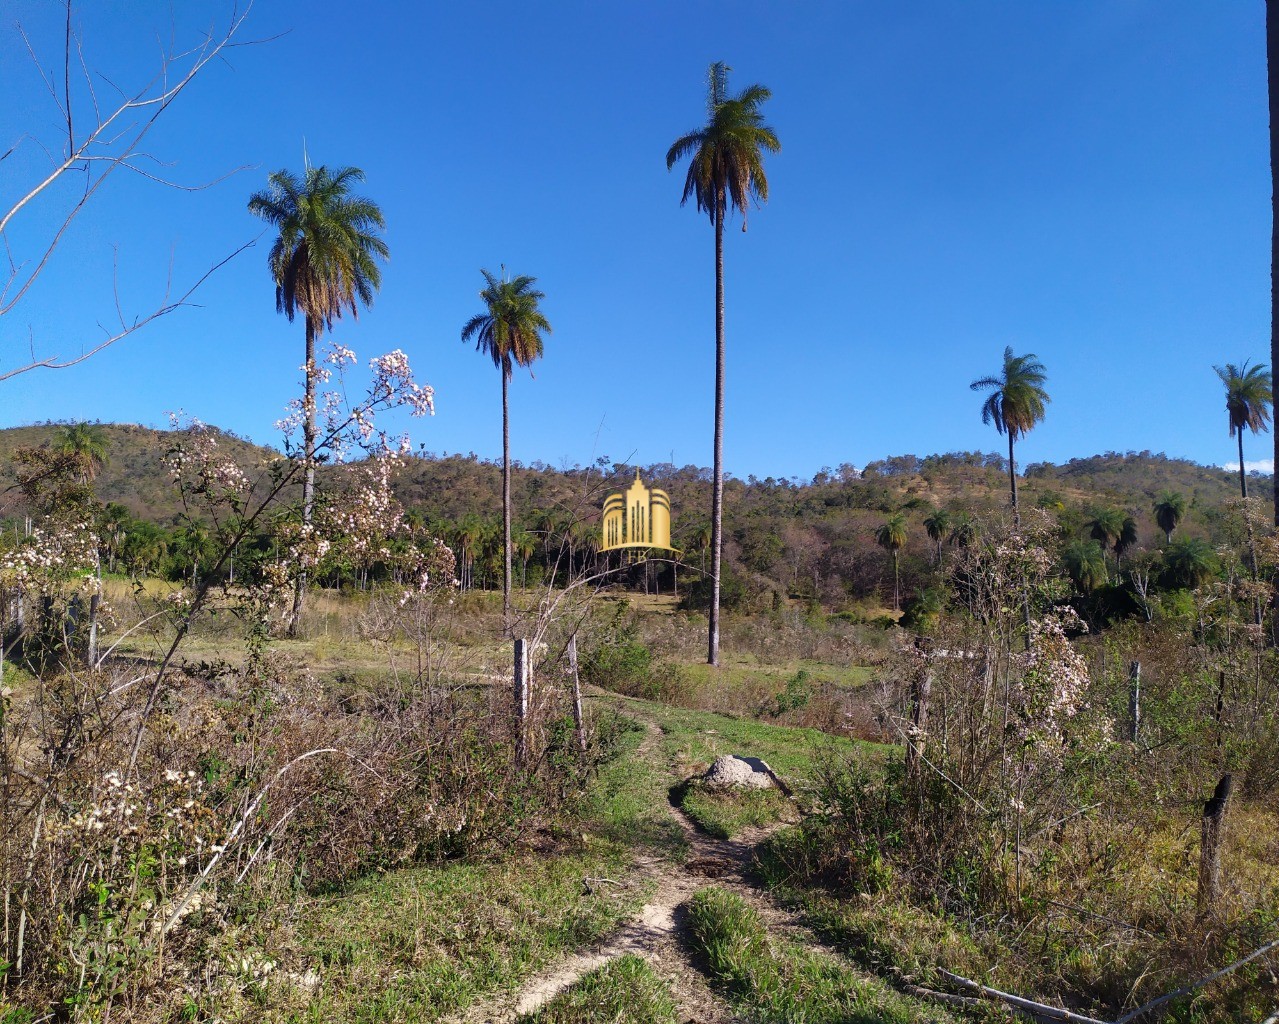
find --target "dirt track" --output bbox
[457,710,803,1024]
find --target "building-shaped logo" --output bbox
[601,470,674,552]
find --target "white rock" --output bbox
[701,755,776,791]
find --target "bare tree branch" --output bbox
[1,1,265,380]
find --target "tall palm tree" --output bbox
[1270,0,1279,527]
[667,62,780,667]
[513,529,536,589]
[461,269,551,633]
[690,523,712,575]
[248,165,388,635]
[56,422,109,484]
[1214,361,1273,499]
[876,513,908,612]
[923,508,951,565]
[456,514,485,592]
[1153,491,1187,545]
[970,347,1050,515]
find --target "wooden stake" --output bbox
[514,638,530,766]
[1197,773,1233,919]
[568,635,586,753]
[1128,660,1140,743]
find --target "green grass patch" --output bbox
[684,887,958,1024]
[517,955,680,1024]
[644,700,886,783]
[674,782,793,840]
[582,711,688,859]
[678,660,873,693]
[288,851,645,1022]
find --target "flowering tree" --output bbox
[0,341,455,1009]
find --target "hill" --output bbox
[0,422,1269,607]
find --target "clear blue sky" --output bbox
[1,1,1270,478]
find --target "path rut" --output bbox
[456,708,801,1023]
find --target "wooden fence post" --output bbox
[1128,660,1140,743]
[514,638,530,766]
[568,635,586,753]
[905,662,932,785]
[1197,773,1233,919]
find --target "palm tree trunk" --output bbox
[1238,430,1248,499]
[708,193,726,667]
[1271,0,1279,527]
[289,316,318,638]
[1007,432,1019,518]
[502,371,512,636]
[893,551,900,612]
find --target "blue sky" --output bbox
[0,1,1270,479]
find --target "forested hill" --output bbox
[0,423,1270,606]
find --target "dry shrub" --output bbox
[0,629,593,1018]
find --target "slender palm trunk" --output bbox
[1238,430,1248,499]
[289,316,318,637]
[1271,0,1279,528]
[892,550,900,612]
[1007,431,1019,518]
[502,371,512,635]
[708,194,726,667]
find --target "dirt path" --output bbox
[457,710,799,1024]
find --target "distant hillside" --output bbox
[0,423,1269,608]
[0,423,284,524]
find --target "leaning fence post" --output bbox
[568,635,587,753]
[1128,660,1140,743]
[1197,773,1233,919]
[514,638,530,766]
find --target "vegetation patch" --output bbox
[517,955,680,1024]
[673,780,793,840]
[684,887,959,1024]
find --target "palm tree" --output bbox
[1214,361,1273,499]
[1086,507,1124,559]
[456,514,485,592]
[667,62,780,667]
[949,513,978,549]
[1165,538,1220,590]
[248,165,388,635]
[876,513,908,612]
[1061,540,1107,594]
[1153,491,1187,545]
[1270,0,1279,527]
[56,422,109,484]
[461,269,551,633]
[923,508,951,565]
[970,347,1050,515]
[690,523,713,575]
[513,529,536,589]
[1114,516,1139,564]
